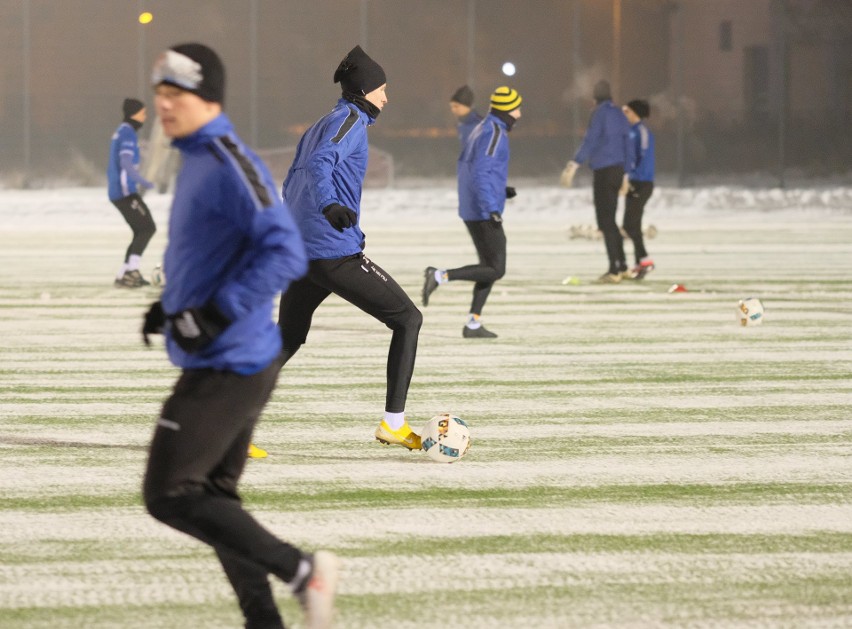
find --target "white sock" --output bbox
[466,314,482,329]
[127,254,142,272]
[383,411,405,430]
[289,557,312,593]
[435,269,448,284]
[116,263,128,280]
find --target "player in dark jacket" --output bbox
[279,45,424,452]
[107,98,156,287]
[449,85,483,147]
[622,99,656,279]
[140,43,338,629]
[560,80,632,283]
[422,87,522,339]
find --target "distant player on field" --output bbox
[560,79,632,284]
[107,98,156,288]
[622,99,656,279]
[422,86,523,339]
[449,85,482,147]
[278,45,424,452]
[140,42,338,629]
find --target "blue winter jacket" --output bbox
[573,100,631,171]
[283,98,375,260]
[457,113,511,221]
[107,122,151,200]
[627,121,655,182]
[162,113,307,374]
[457,110,483,148]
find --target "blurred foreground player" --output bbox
[140,42,338,629]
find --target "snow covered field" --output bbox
[1,185,851,628]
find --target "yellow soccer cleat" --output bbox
[247,443,268,459]
[375,420,422,451]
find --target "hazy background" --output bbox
[1,0,850,187]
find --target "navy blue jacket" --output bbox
[457,113,511,221]
[162,114,307,374]
[573,100,631,171]
[283,98,375,260]
[627,121,655,182]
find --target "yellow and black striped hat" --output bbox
[490,86,522,112]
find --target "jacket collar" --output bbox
[337,97,376,126]
[171,113,234,151]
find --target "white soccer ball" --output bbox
[737,297,764,326]
[151,264,166,288]
[421,414,471,463]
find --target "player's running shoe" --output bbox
[629,259,655,280]
[295,551,340,629]
[463,324,497,338]
[247,443,268,459]
[375,420,422,450]
[593,272,623,284]
[422,267,439,306]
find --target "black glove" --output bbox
[505,186,517,199]
[168,303,231,353]
[142,301,166,347]
[322,203,357,232]
[489,211,503,224]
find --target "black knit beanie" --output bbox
[450,85,474,107]
[626,99,650,119]
[151,43,225,104]
[334,45,386,95]
[122,98,145,119]
[593,80,612,102]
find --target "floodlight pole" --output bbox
[572,0,582,154]
[22,0,31,180]
[249,0,258,148]
[467,0,476,92]
[674,2,686,187]
[360,0,368,50]
[772,0,787,189]
[612,0,621,101]
[137,0,145,98]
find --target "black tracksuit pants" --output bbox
[112,192,156,262]
[143,357,300,629]
[278,252,422,414]
[623,180,654,263]
[592,165,626,274]
[446,216,507,316]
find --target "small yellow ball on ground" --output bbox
[139,12,153,24]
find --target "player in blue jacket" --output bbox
[560,80,632,283]
[449,85,483,147]
[107,98,156,288]
[622,99,656,279]
[139,43,338,629]
[278,45,424,452]
[422,86,523,339]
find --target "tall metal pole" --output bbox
[612,0,622,101]
[360,0,368,49]
[249,0,258,148]
[466,0,476,91]
[22,0,31,180]
[674,2,686,187]
[774,0,787,189]
[137,0,145,98]
[571,0,582,153]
